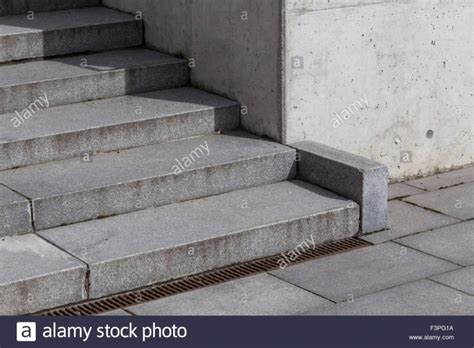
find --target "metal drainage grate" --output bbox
[41,237,371,316]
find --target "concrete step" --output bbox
[0,87,240,170]
[0,0,99,16]
[0,184,32,236]
[0,233,87,315]
[40,180,359,299]
[0,48,189,114]
[0,7,142,63]
[0,132,296,230]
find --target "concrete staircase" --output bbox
[0,2,360,314]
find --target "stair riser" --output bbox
[0,106,240,170]
[0,267,87,315]
[33,152,297,230]
[0,21,143,63]
[0,63,190,114]
[86,208,359,298]
[0,201,32,237]
[0,0,99,16]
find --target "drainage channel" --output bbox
[39,237,371,316]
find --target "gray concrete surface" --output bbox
[0,7,142,62]
[40,180,358,298]
[0,87,239,170]
[0,132,296,229]
[306,280,474,316]
[292,140,388,233]
[388,183,424,200]
[430,266,474,296]
[403,182,474,220]
[271,242,457,303]
[406,166,473,191]
[0,184,32,236]
[385,200,460,239]
[396,221,474,267]
[0,48,189,114]
[128,274,330,316]
[97,309,132,316]
[0,234,87,315]
[284,1,472,180]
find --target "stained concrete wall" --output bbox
[284,0,473,180]
[103,0,283,141]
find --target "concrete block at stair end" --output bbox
[40,180,359,298]
[0,0,100,16]
[0,185,32,237]
[0,8,143,63]
[292,141,388,233]
[0,234,87,315]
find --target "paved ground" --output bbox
[110,167,474,316]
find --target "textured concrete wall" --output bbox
[103,0,283,141]
[284,0,472,180]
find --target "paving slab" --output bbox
[271,242,458,303]
[0,184,32,236]
[363,200,460,243]
[39,180,359,298]
[0,233,87,315]
[403,182,474,220]
[0,132,296,229]
[0,48,188,114]
[0,0,100,16]
[358,229,396,245]
[396,221,474,266]
[388,183,425,200]
[406,166,474,191]
[97,309,131,316]
[0,7,142,62]
[305,280,473,315]
[430,266,474,295]
[128,274,331,315]
[0,87,239,170]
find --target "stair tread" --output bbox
[0,132,293,198]
[0,234,85,284]
[0,87,238,143]
[40,180,355,262]
[0,184,26,205]
[38,180,359,297]
[0,47,185,87]
[0,7,137,35]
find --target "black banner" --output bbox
[3,316,473,347]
